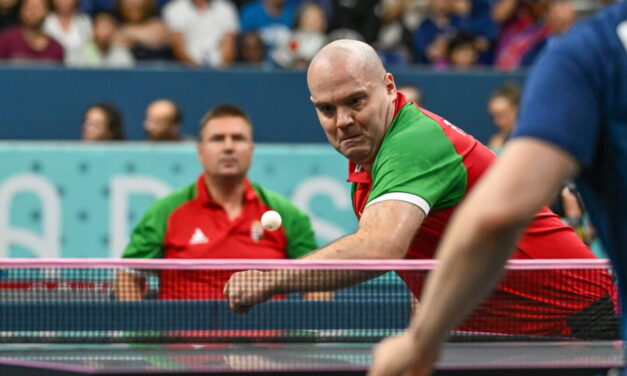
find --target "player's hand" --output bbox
[368,331,439,376]
[224,270,274,314]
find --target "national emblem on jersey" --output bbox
[250,220,264,242]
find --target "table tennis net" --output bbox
[0,259,619,343]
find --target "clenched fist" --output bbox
[224,270,276,313]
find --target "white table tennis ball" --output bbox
[261,210,282,231]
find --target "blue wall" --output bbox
[0,67,525,144]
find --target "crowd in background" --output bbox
[0,0,607,256]
[0,0,603,70]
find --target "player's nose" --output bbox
[223,136,235,150]
[336,108,354,129]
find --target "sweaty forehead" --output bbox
[308,56,383,102]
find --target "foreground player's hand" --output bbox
[224,270,274,314]
[368,331,439,376]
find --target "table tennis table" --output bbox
[0,260,622,375]
[0,340,621,375]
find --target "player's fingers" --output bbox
[233,304,252,314]
[367,357,396,376]
[238,304,253,314]
[367,365,395,376]
[228,297,243,312]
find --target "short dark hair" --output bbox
[490,81,522,107]
[92,10,117,24]
[114,0,157,23]
[86,102,125,140]
[446,32,478,60]
[198,104,253,139]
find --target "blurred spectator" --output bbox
[272,1,327,69]
[450,0,498,64]
[330,0,382,44]
[444,31,481,69]
[43,0,92,64]
[0,0,64,63]
[547,0,575,35]
[115,0,172,61]
[240,0,296,51]
[82,102,125,141]
[377,0,424,66]
[515,0,576,65]
[69,10,135,67]
[222,30,268,66]
[397,83,423,106]
[163,0,239,67]
[82,0,172,14]
[144,99,190,141]
[543,0,575,47]
[492,0,550,70]
[411,0,460,64]
[487,81,520,152]
[0,0,19,31]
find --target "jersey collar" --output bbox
[347,91,410,184]
[196,174,257,206]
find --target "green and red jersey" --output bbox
[349,92,616,337]
[123,175,317,300]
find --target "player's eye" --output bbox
[233,134,248,142]
[318,105,335,115]
[348,96,364,107]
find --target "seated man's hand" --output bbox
[224,270,275,314]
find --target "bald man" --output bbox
[223,40,617,339]
[144,99,185,141]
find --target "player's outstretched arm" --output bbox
[368,138,579,376]
[224,200,426,313]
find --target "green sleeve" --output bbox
[369,104,467,211]
[122,183,196,259]
[252,184,318,259]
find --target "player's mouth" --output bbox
[219,158,239,165]
[339,134,363,143]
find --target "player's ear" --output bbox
[310,95,314,103]
[385,73,396,96]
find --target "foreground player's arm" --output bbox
[225,199,426,312]
[371,16,606,374]
[368,138,579,376]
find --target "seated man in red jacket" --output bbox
[115,104,317,300]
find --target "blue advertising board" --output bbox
[0,142,356,258]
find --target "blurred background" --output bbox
[0,0,607,258]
